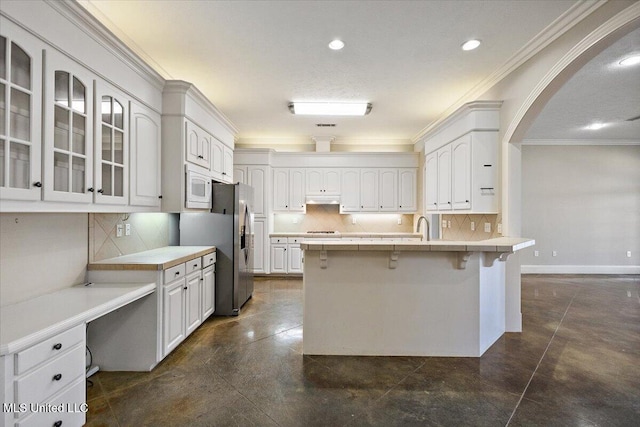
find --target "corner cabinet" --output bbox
[425,132,498,213]
[0,25,43,201]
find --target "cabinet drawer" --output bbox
[201,252,216,268]
[16,377,86,427]
[15,324,84,375]
[270,237,286,244]
[185,257,202,274]
[16,343,85,406]
[287,237,302,244]
[164,263,186,284]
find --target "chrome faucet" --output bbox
[416,215,430,241]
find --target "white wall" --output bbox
[0,213,88,305]
[521,144,640,273]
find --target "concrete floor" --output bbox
[86,275,639,426]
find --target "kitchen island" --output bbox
[301,237,534,357]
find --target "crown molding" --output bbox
[522,139,640,146]
[46,0,165,90]
[412,0,607,143]
[163,80,239,136]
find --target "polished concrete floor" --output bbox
[86,275,639,426]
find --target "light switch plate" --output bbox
[484,223,491,233]
[116,224,123,238]
[470,222,475,231]
[125,223,131,236]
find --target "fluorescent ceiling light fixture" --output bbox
[328,39,345,50]
[289,102,372,116]
[585,122,606,130]
[619,54,640,67]
[461,39,481,51]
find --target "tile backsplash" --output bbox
[440,213,501,241]
[273,204,414,233]
[89,213,177,262]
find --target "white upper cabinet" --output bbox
[340,168,360,213]
[211,136,233,183]
[234,165,246,184]
[129,101,161,208]
[248,166,267,216]
[94,80,128,205]
[425,152,438,211]
[359,169,379,211]
[451,135,471,210]
[379,168,398,212]
[306,168,341,196]
[436,145,452,211]
[398,168,417,212]
[0,25,43,202]
[185,120,211,170]
[273,168,305,212]
[43,50,94,204]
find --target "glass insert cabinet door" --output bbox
[0,22,43,202]
[43,49,94,203]
[94,81,128,205]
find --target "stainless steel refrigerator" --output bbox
[180,183,254,316]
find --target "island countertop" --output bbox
[88,246,215,271]
[300,237,534,253]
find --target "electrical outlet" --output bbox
[471,221,475,231]
[534,250,539,257]
[293,217,298,224]
[116,224,123,238]
[497,223,502,234]
[484,223,491,233]
[447,220,452,228]
[397,217,402,225]
[552,250,557,257]
[442,220,446,229]
[125,223,131,236]
[627,251,632,258]
[352,216,356,225]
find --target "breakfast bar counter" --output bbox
[301,238,534,357]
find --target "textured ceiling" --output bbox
[77,0,636,146]
[524,27,640,142]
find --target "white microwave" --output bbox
[185,164,212,209]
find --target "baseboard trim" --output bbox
[521,265,640,274]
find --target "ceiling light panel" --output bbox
[289,102,372,116]
[328,39,345,50]
[461,39,481,51]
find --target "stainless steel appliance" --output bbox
[180,183,254,315]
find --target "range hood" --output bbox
[305,194,340,205]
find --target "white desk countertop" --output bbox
[0,282,155,355]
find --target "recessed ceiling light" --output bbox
[585,122,606,130]
[619,54,640,67]
[328,39,345,50]
[461,39,481,51]
[289,102,372,116]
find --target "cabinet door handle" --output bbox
[222,172,227,175]
[448,202,451,204]
[175,271,180,276]
[87,187,94,192]
[158,195,163,199]
[52,373,62,381]
[52,343,62,350]
[465,200,469,203]
[53,421,63,427]
[33,181,42,188]
[198,155,204,159]
[97,189,104,194]
[183,286,188,290]
[194,263,198,267]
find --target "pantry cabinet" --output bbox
[0,25,43,202]
[253,218,267,274]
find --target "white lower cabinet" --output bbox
[270,237,303,274]
[162,274,186,356]
[1,324,86,427]
[202,264,215,319]
[185,269,203,336]
[253,218,267,274]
